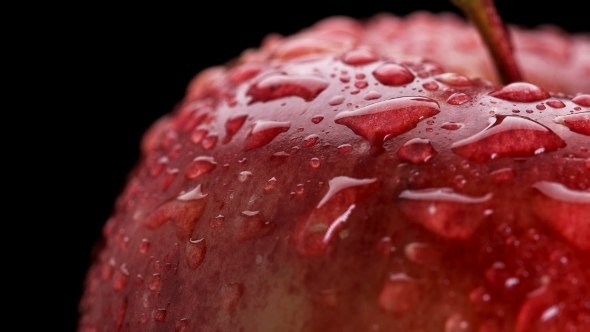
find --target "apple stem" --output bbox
[450,0,523,84]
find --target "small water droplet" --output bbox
[546,100,566,108]
[376,236,395,255]
[397,138,437,164]
[148,273,161,292]
[515,285,560,332]
[311,115,324,124]
[531,181,590,250]
[328,95,345,106]
[162,168,179,191]
[489,167,515,183]
[572,94,590,107]
[451,115,566,163]
[153,308,166,322]
[296,183,305,194]
[202,134,218,150]
[244,120,291,151]
[441,122,464,130]
[337,144,352,154]
[373,63,415,86]
[219,283,244,314]
[444,314,471,332]
[303,134,319,148]
[185,156,217,179]
[210,215,224,228]
[341,49,377,65]
[554,112,590,136]
[404,242,441,265]
[489,82,550,102]
[378,273,421,314]
[112,264,129,291]
[150,156,168,177]
[238,171,253,182]
[446,93,472,105]
[236,211,275,241]
[175,318,188,332]
[435,73,472,86]
[398,188,493,240]
[247,74,329,103]
[265,177,277,190]
[364,90,382,100]
[310,157,321,168]
[355,80,368,89]
[186,238,206,269]
[536,104,546,110]
[422,81,439,91]
[334,96,440,148]
[191,126,208,144]
[271,151,290,164]
[139,238,150,254]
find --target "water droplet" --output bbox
[115,297,128,330]
[265,177,277,190]
[236,211,275,241]
[139,238,150,254]
[270,151,290,164]
[303,134,319,148]
[489,82,550,102]
[444,314,471,332]
[175,318,188,332]
[434,73,472,86]
[162,168,179,191]
[372,63,414,86]
[451,115,566,163]
[441,122,464,130]
[150,156,168,177]
[341,49,377,65]
[337,144,352,154]
[244,120,291,151]
[311,115,324,124]
[397,138,437,164]
[191,126,208,144]
[295,176,378,255]
[404,242,441,265]
[572,94,590,107]
[364,90,382,100]
[112,264,130,291]
[334,96,440,147]
[329,95,345,106]
[219,283,244,314]
[489,167,515,183]
[355,80,368,89]
[398,188,493,240]
[148,273,161,292]
[310,157,321,168]
[247,74,329,104]
[185,156,217,179]
[186,238,206,269]
[531,181,590,250]
[546,100,566,108]
[376,236,395,255]
[446,93,472,105]
[153,308,166,322]
[144,185,208,240]
[210,215,224,228]
[378,273,421,314]
[422,81,439,91]
[554,112,590,136]
[202,134,217,150]
[536,104,546,110]
[238,171,253,182]
[515,286,561,332]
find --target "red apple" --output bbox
[78,3,589,332]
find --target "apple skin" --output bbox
[78,12,590,332]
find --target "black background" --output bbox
[60,1,587,330]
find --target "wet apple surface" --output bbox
[79,15,589,332]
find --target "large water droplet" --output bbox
[247,74,329,104]
[554,112,590,136]
[451,115,566,163]
[311,115,324,124]
[337,144,352,154]
[489,82,550,102]
[236,211,275,241]
[224,114,248,143]
[303,134,319,148]
[341,49,377,65]
[364,90,382,100]
[422,81,439,91]
[398,188,492,240]
[219,283,244,314]
[185,156,217,179]
[441,122,464,130]
[295,176,378,255]
[446,93,472,105]
[572,94,590,107]
[186,238,206,269]
[372,63,415,86]
[144,185,208,240]
[378,273,421,314]
[329,95,345,106]
[397,138,437,164]
[244,120,291,151]
[435,73,472,87]
[546,100,566,108]
[531,181,590,250]
[334,96,440,147]
[515,286,561,332]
